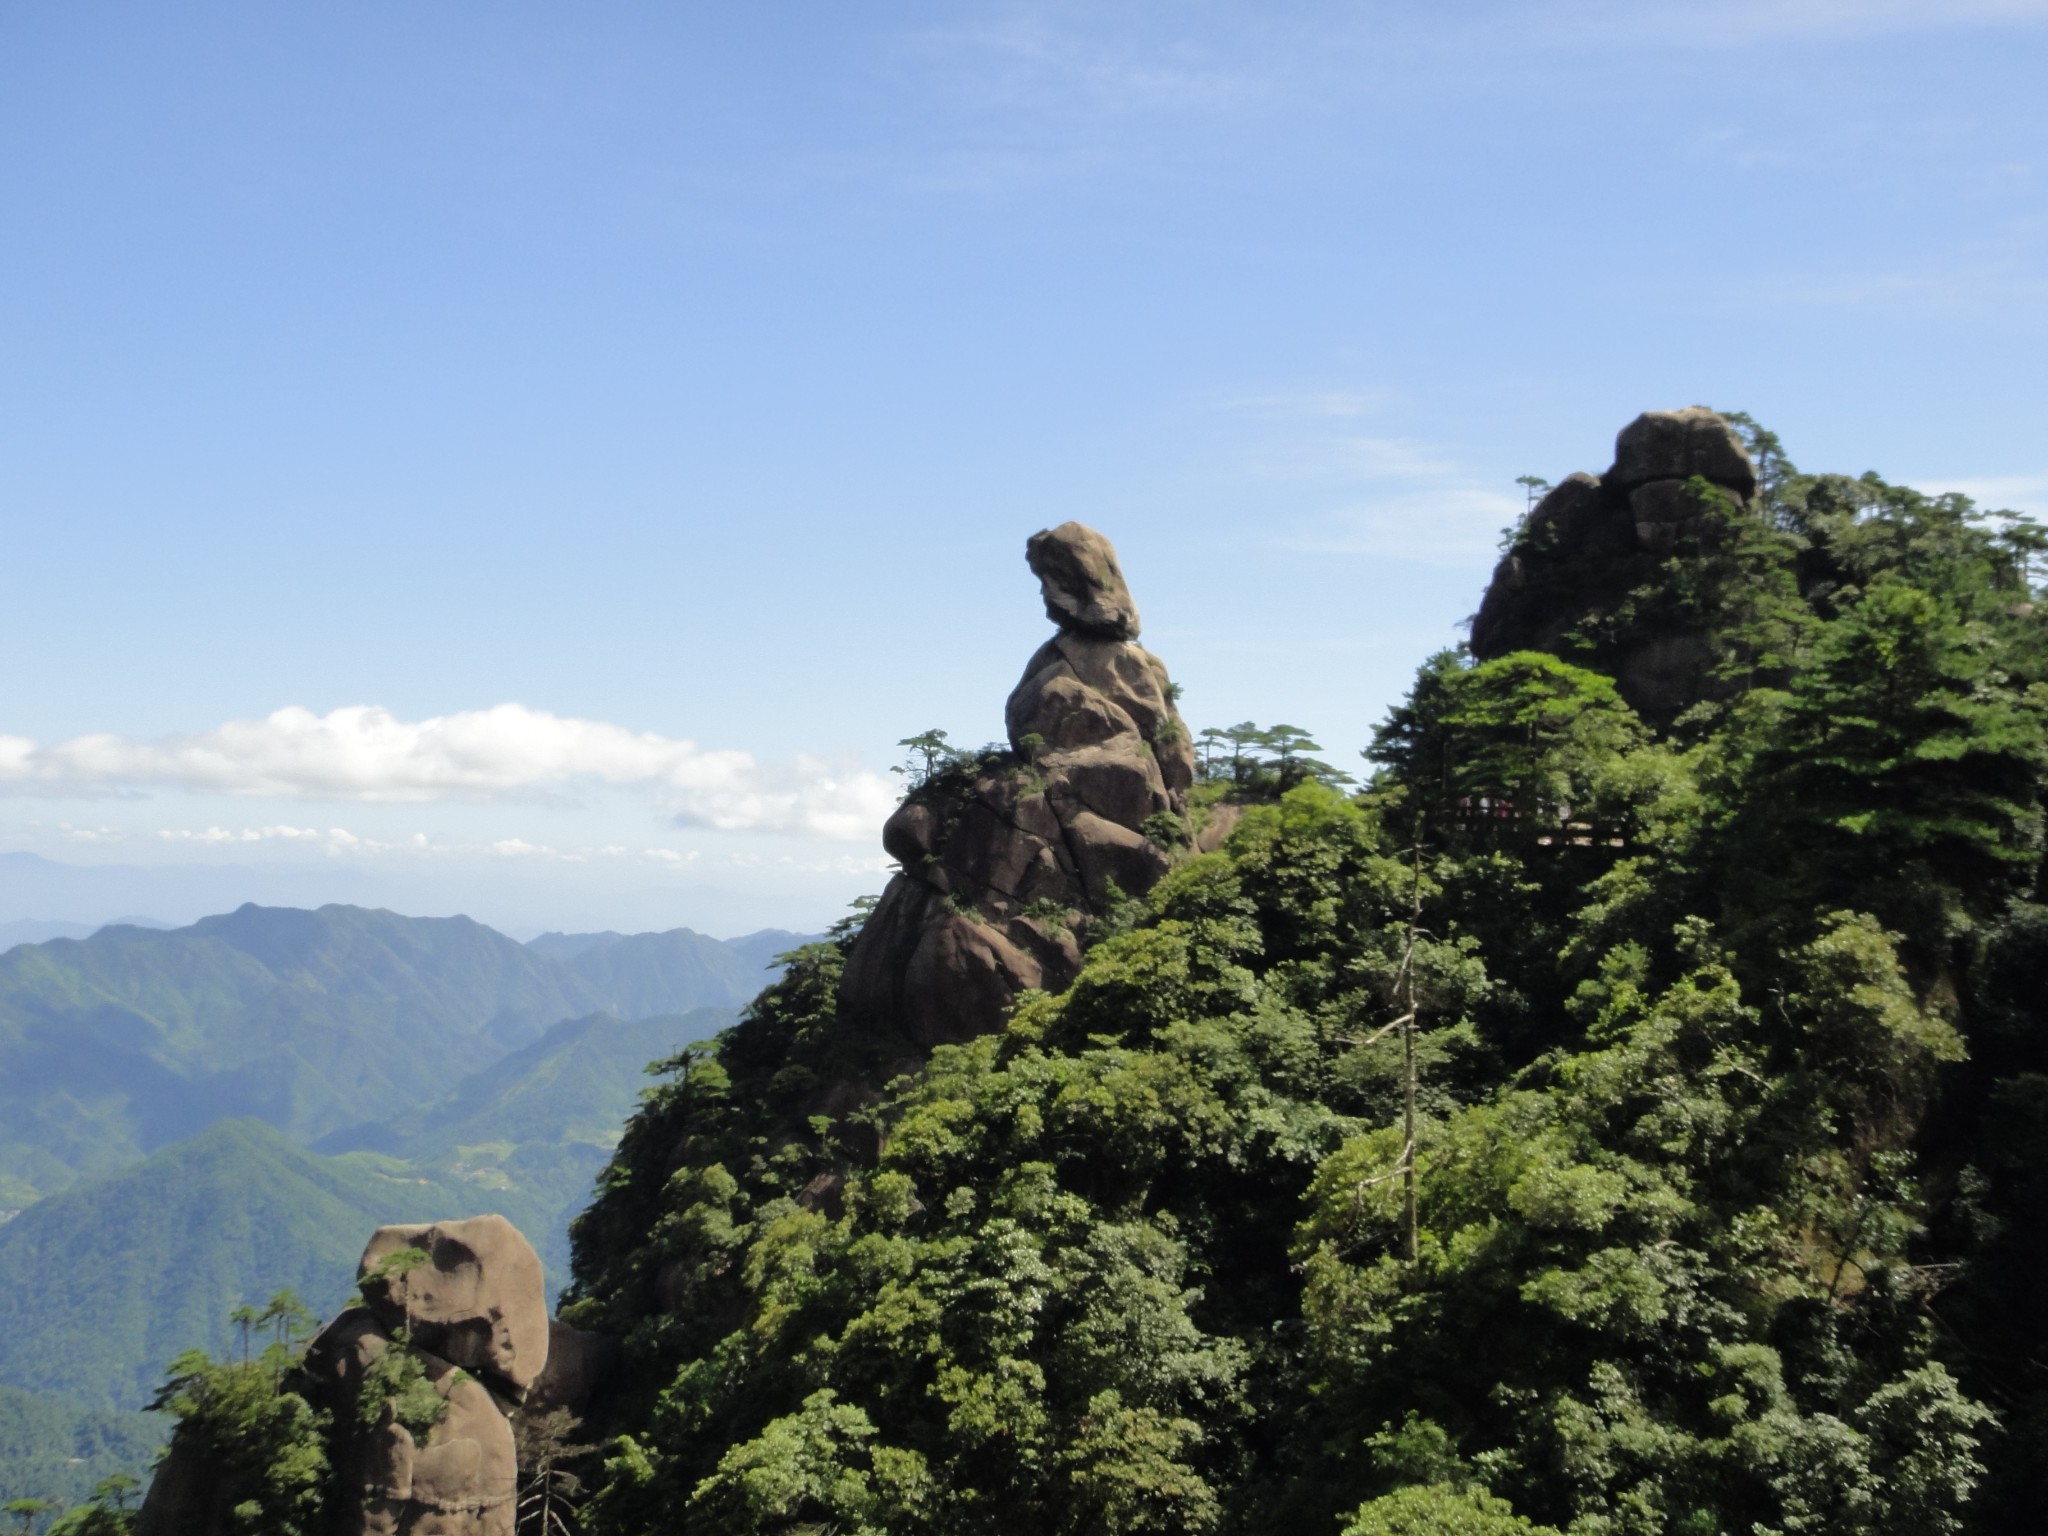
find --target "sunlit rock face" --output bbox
[356,1217,551,1398]
[1469,407,1760,721]
[839,521,1194,1047]
[138,1214,612,1536]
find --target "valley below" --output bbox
[0,907,811,1504]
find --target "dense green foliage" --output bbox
[0,1389,159,1510]
[90,423,2048,1532]
[143,1300,330,1536]
[547,425,2048,1533]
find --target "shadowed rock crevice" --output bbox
[839,522,1194,1046]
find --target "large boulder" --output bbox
[841,523,1190,1046]
[348,1347,518,1536]
[358,1215,549,1398]
[1026,521,1142,640]
[294,1303,518,1536]
[140,1214,582,1536]
[1610,405,1757,497]
[1468,407,1764,722]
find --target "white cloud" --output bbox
[0,704,897,842]
[157,824,323,845]
[721,851,898,875]
[61,823,125,843]
[155,824,395,856]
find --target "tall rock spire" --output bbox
[839,522,1194,1046]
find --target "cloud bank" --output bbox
[0,704,896,842]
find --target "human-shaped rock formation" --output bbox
[308,1216,545,1536]
[139,1213,607,1536]
[1470,407,1760,720]
[357,1217,551,1396]
[840,522,1194,1046]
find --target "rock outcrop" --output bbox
[140,1214,608,1536]
[308,1309,521,1536]
[1470,407,1760,720]
[839,522,1194,1046]
[308,1217,548,1536]
[357,1217,551,1397]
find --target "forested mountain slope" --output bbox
[337,1005,739,1280]
[0,1007,739,1411]
[554,417,2048,1534]
[0,906,801,1208]
[545,930,801,1022]
[0,1387,161,1509]
[125,415,2048,1536]
[0,1120,476,1412]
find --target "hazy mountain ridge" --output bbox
[0,1009,737,1485]
[544,928,786,1021]
[0,919,174,953]
[350,1005,737,1161]
[0,912,763,1454]
[320,1006,739,1284]
[0,905,790,1504]
[0,905,811,1208]
[0,1120,480,1413]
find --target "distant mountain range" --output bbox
[0,917,174,952]
[0,904,805,1207]
[0,1003,732,1414]
[0,903,811,1499]
[0,849,816,943]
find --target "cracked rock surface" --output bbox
[839,522,1193,1047]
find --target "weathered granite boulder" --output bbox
[1026,520,1141,639]
[358,1216,549,1398]
[1610,405,1757,497]
[138,1214,588,1536]
[840,523,1192,1045]
[308,1217,549,1536]
[309,1317,518,1536]
[1469,408,1760,721]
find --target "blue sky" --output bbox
[2,1,2043,936]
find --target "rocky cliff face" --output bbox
[1471,407,1761,720]
[839,522,1195,1047]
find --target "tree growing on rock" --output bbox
[890,729,957,790]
